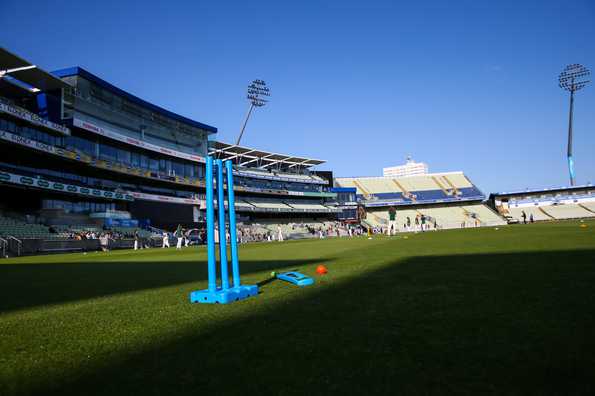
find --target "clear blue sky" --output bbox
[2,0,594,194]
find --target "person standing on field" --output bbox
[175,225,183,249]
[134,230,140,250]
[388,206,397,235]
[184,229,190,247]
[521,210,527,224]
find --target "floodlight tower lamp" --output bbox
[558,64,590,186]
[236,79,270,145]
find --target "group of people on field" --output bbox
[156,225,191,250]
[520,210,535,224]
[386,206,438,235]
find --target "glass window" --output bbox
[149,156,158,171]
[172,161,184,177]
[99,143,117,161]
[159,159,168,173]
[140,154,149,169]
[184,163,194,178]
[131,152,140,167]
[117,148,131,165]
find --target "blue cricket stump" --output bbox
[189,156,258,304]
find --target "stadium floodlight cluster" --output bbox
[236,79,271,145]
[247,79,270,107]
[558,64,591,92]
[558,64,591,187]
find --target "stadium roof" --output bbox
[490,184,595,198]
[209,141,326,169]
[0,47,70,92]
[52,67,217,134]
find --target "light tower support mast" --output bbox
[558,64,590,186]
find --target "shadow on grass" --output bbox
[19,249,595,395]
[0,259,323,314]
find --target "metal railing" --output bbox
[0,237,7,258]
[7,236,22,257]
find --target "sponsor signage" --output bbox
[127,191,204,206]
[73,118,205,163]
[0,129,62,156]
[0,169,133,201]
[0,99,70,135]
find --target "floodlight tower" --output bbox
[236,79,270,146]
[558,64,591,186]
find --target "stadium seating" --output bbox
[540,204,595,220]
[245,198,294,211]
[335,172,484,205]
[507,202,595,222]
[234,167,326,185]
[366,203,505,231]
[580,202,595,213]
[461,204,506,225]
[508,206,553,222]
[285,201,329,211]
[226,198,338,213]
[52,224,102,234]
[109,227,153,238]
[240,219,349,241]
[0,216,55,239]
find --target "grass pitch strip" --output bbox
[1,221,594,395]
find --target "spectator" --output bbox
[521,210,527,224]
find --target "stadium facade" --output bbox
[0,47,338,253]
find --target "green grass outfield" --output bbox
[1,220,595,395]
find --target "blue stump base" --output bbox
[189,285,259,304]
[277,271,314,287]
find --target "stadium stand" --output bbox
[366,203,505,231]
[335,172,483,205]
[540,204,594,220]
[240,219,352,241]
[0,216,54,239]
[508,207,553,222]
[580,201,595,213]
[489,186,595,223]
[0,48,344,255]
[338,171,504,232]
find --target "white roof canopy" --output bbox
[209,141,325,170]
[0,47,70,92]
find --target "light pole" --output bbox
[236,79,270,146]
[558,64,590,186]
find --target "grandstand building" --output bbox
[208,141,339,218]
[489,185,595,223]
[0,47,338,254]
[382,157,428,178]
[335,172,505,230]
